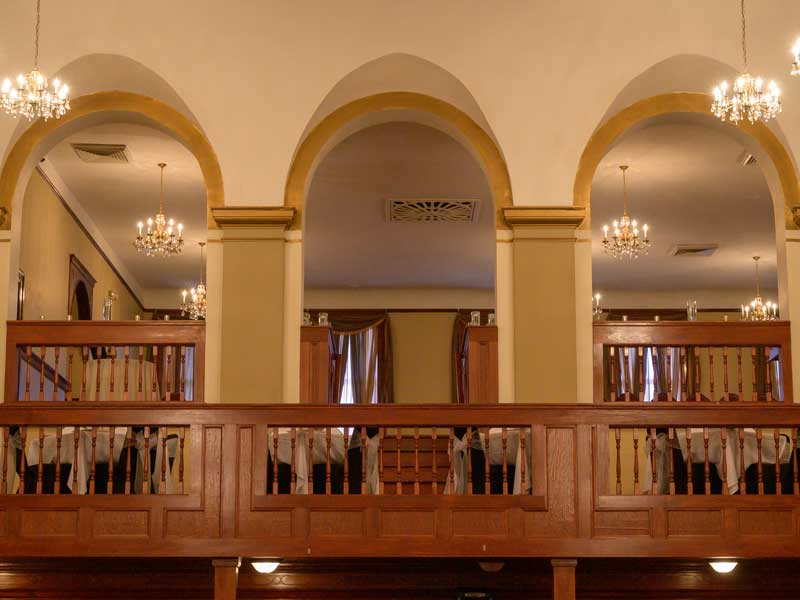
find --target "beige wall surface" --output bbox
[221,235,285,403]
[389,312,455,404]
[305,288,494,310]
[19,171,141,321]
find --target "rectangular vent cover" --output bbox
[71,143,130,164]
[669,244,719,258]
[387,199,479,223]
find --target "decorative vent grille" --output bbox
[669,244,719,258]
[388,199,479,223]
[71,143,130,164]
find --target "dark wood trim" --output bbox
[36,166,146,312]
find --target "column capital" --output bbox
[212,206,296,229]
[503,206,585,229]
[212,558,242,568]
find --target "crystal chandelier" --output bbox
[134,163,184,257]
[711,0,781,125]
[601,166,650,260]
[792,39,800,76]
[741,256,777,321]
[0,0,69,121]
[181,242,207,320]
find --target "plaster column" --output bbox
[496,229,516,403]
[0,232,11,399]
[504,207,585,404]
[212,207,295,403]
[204,229,224,403]
[282,230,303,404]
[574,229,593,403]
[783,230,800,400]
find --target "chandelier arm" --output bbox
[159,164,165,213]
[34,0,41,70]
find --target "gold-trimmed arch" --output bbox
[0,90,223,229]
[284,91,512,229]
[574,92,800,230]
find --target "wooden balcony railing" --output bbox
[593,320,792,403]
[0,403,798,558]
[5,321,205,403]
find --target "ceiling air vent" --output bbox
[669,243,719,258]
[71,143,130,164]
[387,199,479,223]
[737,150,757,167]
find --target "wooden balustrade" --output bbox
[593,320,792,403]
[0,402,796,558]
[5,321,205,403]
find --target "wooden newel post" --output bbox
[551,559,576,600]
[300,325,334,404]
[462,325,499,404]
[213,558,241,600]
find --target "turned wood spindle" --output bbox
[414,427,420,496]
[637,347,644,402]
[756,428,764,495]
[81,346,89,402]
[483,427,490,495]
[342,427,349,496]
[178,427,186,494]
[685,428,693,495]
[18,427,27,495]
[160,428,168,494]
[289,428,297,494]
[143,426,151,495]
[36,427,44,494]
[519,429,527,494]
[123,346,130,401]
[151,346,159,401]
[666,351,673,402]
[722,347,730,401]
[395,429,402,496]
[94,347,102,401]
[360,427,367,495]
[1,428,8,494]
[774,429,782,496]
[379,427,385,496]
[501,427,508,496]
[721,428,728,495]
[179,346,186,401]
[55,427,62,495]
[708,350,715,401]
[89,426,98,495]
[703,427,710,494]
[325,427,332,496]
[138,346,145,401]
[693,347,701,402]
[109,348,116,396]
[615,428,622,495]
[38,346,46,401]
[793,428,800,495]
[308,427,315,494]
[108,426,115,495]
[67,347,74,401]
[165,347,173,402]
[622,347,631,402]
[737,347,743,400]
[24,346,31,401]
[751,348,758,402]
[765,347,773,402]
[124,427,133,495]
[52,347,60,402]
[650,348,658,401]
[608,347,616,402]
[72,427,80,492]
[739,428,747,496]
[272,428,279,495]
[668,428,675,495]
[632,428,640,495]
[650,428,657,495]
[448,428,455,494]
[680,347,688,402]
[465,427,472,496]
[431,429,438,495]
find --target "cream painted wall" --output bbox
[389,312,455,404]
[19,171,141,321]
[304,288,494,310]
[598,288,779,311]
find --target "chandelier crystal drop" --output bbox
[134,163,184,257]
[711,0,781,125]
[741,256,778,321]
[601,165,650,260]
[181,242,207,320]
[0,0,69,121]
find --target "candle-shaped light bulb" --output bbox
[177,223,183,237]
[137,222,143,236]
[603,225,608,239]
[182,290,187,303]
[643,223,648,240]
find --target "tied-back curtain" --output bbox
[327,311,394,405]
[451,312,470,404]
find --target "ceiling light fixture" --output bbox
[709,561,738,574]
[0,0,69,121]
[134,163,184,257]
[601,165,650,259]
[251,561,281,574]
[712,0,781,125]
[181,242,207,320]
[741,256,777,320]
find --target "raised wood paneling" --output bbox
[667,510,722,536]
[379,510,436,537]
[20,510,78,537]
[738,509,793,535]
[93,510,149,537]
[594,510,650,537]
[300,326,334,405]
[462,326,499,404]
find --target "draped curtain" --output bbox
[326,311,394,405]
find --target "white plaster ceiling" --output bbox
[304,121,495,289]
[43,122,207,295]
[591,114,777,297]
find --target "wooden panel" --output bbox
[525,428,576,538]
[92,510,149,537]
[594,510,650,537]
[667,510,722,536]
[452,510,507,537]
[463,326,499,404]
[309,510,364,536]
[379,510,436,537]
[738,510,793,536]
[20,510,78,537]
[300,326,334,405]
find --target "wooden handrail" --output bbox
[593,320,792,404]
[5,321,205,403]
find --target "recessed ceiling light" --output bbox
[709,561,737,574]
[252,561,281,574]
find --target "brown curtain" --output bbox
[323,311,394,404]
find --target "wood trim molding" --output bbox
[503,206,586,228]
[212,206,296,229]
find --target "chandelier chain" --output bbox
[740,0,747,70]
[34,0,41,69]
